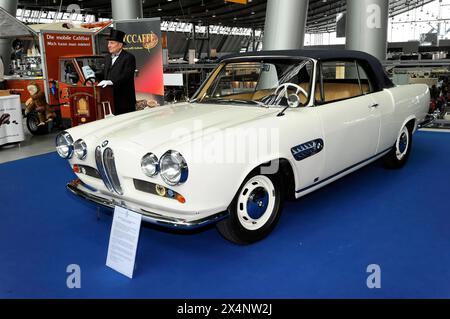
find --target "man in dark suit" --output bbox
[98,29,136,115]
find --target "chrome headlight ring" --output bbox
[56,131,74,159]
[141,153,159,177]
[159,150,189,186]
[74,139,88,160]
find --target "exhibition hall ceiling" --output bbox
[17,0,434,32]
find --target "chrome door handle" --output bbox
[369,103,379,108]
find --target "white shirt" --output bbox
[111,50,122,66]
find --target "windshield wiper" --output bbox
[205,98,266,107]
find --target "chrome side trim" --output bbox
[296,147,392,194]
[66,179,229,230]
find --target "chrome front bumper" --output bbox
[67,179,229,230]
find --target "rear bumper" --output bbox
[418,114,437,128]
[67,179,229,230]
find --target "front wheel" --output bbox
[383,124,413,169]
[216,173,284,245]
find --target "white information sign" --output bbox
[0,95,25,146]
[106,206,142,279]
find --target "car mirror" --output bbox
[287,94,301,108]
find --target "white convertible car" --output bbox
[57,50,430,244]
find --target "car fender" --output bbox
[234,155,299,198]
[399,115,417,136]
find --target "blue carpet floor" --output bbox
[0,131,449,299]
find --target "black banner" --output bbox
[115,18,164,108]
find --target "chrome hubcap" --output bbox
[399,132,408,153]
[246,187,269,220]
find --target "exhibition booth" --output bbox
[0,7,165,139]
[0,7,117,135]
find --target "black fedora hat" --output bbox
[107,29,127,45]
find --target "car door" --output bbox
[369,90,397,153]
[314,60,381,178]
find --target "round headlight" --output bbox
[141,153,159,177]
[56,132,74,159]
[74,139,87,160]
[160,150,188,186]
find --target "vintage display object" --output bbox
[24,83,56,127]
[56,55,115,128]
[57,50,430,244]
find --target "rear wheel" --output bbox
[216,173,284,245]
[26,112,47,136]
[383,124,413,169]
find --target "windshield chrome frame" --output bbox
[191,56,318,108]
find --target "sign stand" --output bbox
[96,206,101,221]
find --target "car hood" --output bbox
[91,103,279,150]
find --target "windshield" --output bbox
[194,58,314,107]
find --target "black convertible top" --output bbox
[220,49,394,91]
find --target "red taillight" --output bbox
[73,165,81,174]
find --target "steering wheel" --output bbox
[273,83,309,106]
[84,77,96,87]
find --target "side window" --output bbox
[316,60,373,104]
[357,64,373,94]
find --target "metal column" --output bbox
[0,0,18,72]
[263,0,309,50]
[111,0,143,21]
[346,0,390,61]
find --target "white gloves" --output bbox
[97,80,113,88]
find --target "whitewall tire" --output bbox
[383,124,413,169]
[216,173,283,245]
